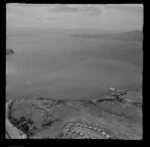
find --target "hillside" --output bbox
[6,89,142,139]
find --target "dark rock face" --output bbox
[7,90,142,139]
[6,49,15,55]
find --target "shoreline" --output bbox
[6,86,142,101]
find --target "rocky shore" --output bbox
[6,89,142,139]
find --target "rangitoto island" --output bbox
[6,48,15,55]
[6,88,142,139]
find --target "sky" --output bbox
[6,3,143,31]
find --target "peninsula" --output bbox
[71,30,143,42]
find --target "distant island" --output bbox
[6,49,15,55]
[71,30,143,42]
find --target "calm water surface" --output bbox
[6,29,142,100]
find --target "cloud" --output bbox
[46,4,103,16]
[37,16,56,20]
[6,4,143,30]
[37,15,66,21]
[50,5,79,13]
[105,4,143,14]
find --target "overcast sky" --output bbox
[6,3,143,31]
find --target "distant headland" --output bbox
[71,30,143,42]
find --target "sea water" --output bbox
[6,29,142,100]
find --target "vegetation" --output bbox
[7,89,142,139]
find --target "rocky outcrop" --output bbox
[6,89,142,139]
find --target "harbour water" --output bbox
[6,29,142,100]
